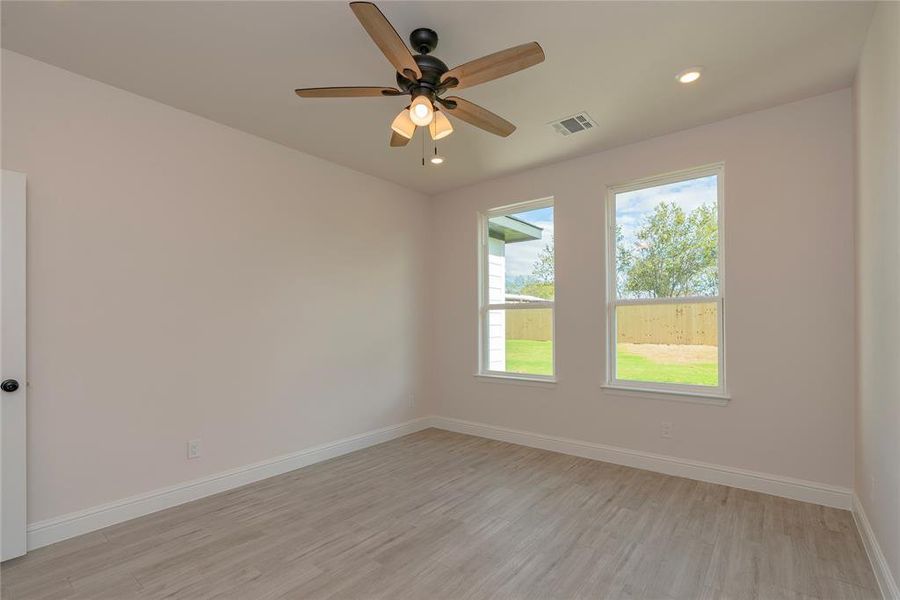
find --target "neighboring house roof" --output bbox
[488,215,542,244]
[505,293,548,303]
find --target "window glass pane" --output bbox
[615,302,718,386]
[488,206,554,302]
[615,175,718,299]
[487,308,553,376]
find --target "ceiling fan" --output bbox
[294,2,545,147]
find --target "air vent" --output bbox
[549,112,597,136]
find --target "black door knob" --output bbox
[1,379,19,393]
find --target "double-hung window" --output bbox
[607,165,725,396]
[479,199,555,381]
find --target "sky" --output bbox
[496,206,554,281]
[493,175,715,285]
[616,175,717,248]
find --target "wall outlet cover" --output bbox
[187,439,201,459]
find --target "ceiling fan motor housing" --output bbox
[397,56,447,94]
[410,28,438,55]
[395,28,448,99]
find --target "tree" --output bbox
[522,240,555,299]
[619,202,717,298]
[505,274,528,295]
[531,241,554,284]
[615,224,632,297]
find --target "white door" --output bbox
[1,170,27,560]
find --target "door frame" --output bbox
[2,169,27,560]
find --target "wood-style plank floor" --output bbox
[1,429,879,600]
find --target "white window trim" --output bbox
[600,384,730,406]
[605,163,727,399]
[477,197,557,383]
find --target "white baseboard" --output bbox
[26,415,857,555]
[429,416,853,510]
[853,494,900,600]
[26,417,432,551]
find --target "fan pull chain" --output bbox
[421,126,425,166]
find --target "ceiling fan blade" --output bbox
[441,96,516,137]
[441,42,544,91]
[350,2,422,81]
[295,86,403,98]
[390,131,412,147]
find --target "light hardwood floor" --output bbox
[1,429,879,600]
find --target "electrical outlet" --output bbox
[187,439,201,459]
[661,422,673,439]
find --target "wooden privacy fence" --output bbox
[616,302,717,346]
[505,303,717,345]
[506,310,553,342]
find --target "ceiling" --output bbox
[1,1,875,194]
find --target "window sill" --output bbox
[475,373,557,388]
[601,384,730,406]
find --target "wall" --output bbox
[855,0,900,590]
[1,50,429,524]
[430,90,856,489]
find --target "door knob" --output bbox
[1,379,19,393]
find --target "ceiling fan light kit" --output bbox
[294,1,545,157]
[429,109,453,140]
[409,94,434,126]
[391,108,416,139]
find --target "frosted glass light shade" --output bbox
[391,109,416,139]
[429,110,453,140]
[409,95,434,126]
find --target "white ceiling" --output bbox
[1,1,875,194]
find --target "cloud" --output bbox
[616,175,717,246]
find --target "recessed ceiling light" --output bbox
[676,68,703,84]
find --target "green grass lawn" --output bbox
[504,339,717,385]
[505,339,555,376]
[615,350,718,386]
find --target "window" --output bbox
[607,165,725,396]
[479,199,555,380]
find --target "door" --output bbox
[1,170,27,560]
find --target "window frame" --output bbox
[477,197,557,383]
[605,163,726,398]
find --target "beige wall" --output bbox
[855,0,900,587]
[429,90,856,489]
[0,43,875,537]
[1,50,430,523]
